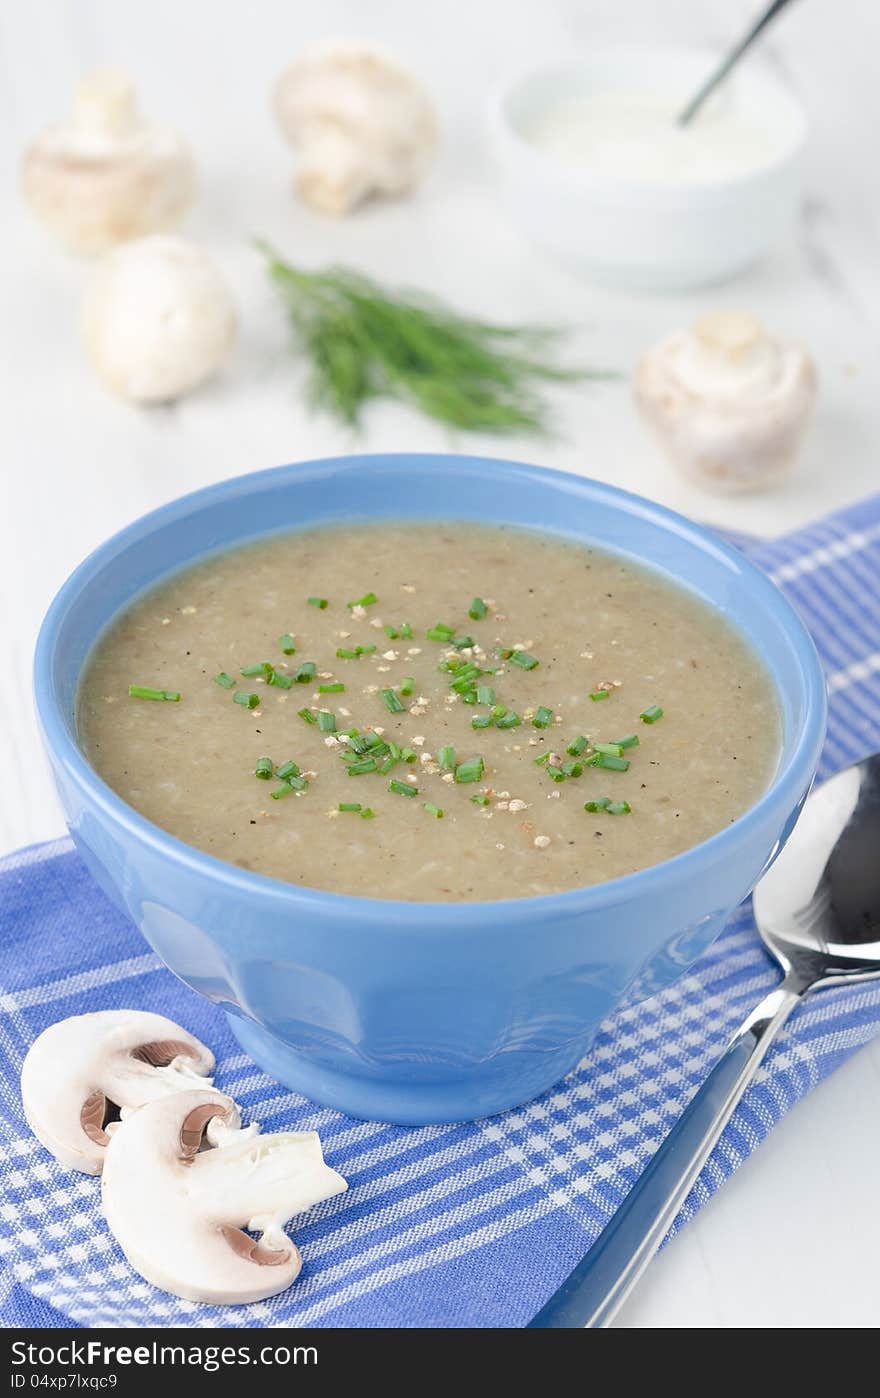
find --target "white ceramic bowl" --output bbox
[486,49,807,292]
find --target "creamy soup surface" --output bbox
[78,522,780,901]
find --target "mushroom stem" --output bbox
[296,127,375,215]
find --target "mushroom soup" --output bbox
[78,521,781,901]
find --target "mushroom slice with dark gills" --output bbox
[101,1089,348,1304]
[20,1009,219,1174]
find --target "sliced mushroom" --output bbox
[273,41,437,215]
[101,1088,347,1304]
[21,69,196,254]
[634,311,817,493]
[20,1010,219,1174]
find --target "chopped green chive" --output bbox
[383,623,399,639]
[641,705,664,724]
[254,757,273,780]
[240,662,269,677]
[347,757,378,775]
[348,591,377,609]
[336,643,377,659]
[380,688,405,713]
[279,634,296,655]
[317,710,337,732]
[308,597,328,609]
[593,741,624,758]
[468,597,488,620]
[275,760,300,780]
[438,745,456,771]
[590,689,610,701]
[295,662,316,683]
[584,797,611,813]
[128,685,180,702]
[454,757,484,784]
[400,623,413,639]
[389,778,418,797]
[451,674,480,694]
[618,734,640,750]
[233,691,260,709]
[423,802,444,818]
[452,635,474,650]
[589,752,630,772]
[562,760,583,778]
[490,704,508,721]
[213,672,236,689]
[426,623,455,642]
[476,685,496,706]
[269,670,294,689]
[470,793,491,807]
[509,650,539,671]
[319,682,345,693]
[400,675,415,696]
[472,714,493,729]
[271,775,307,798]
[532,706,553,729]
[495,712,521,730]
[339,802,362,812]
[298,707,317,724]
[566,735,588,756]
[401,747,417,763]
[360,807,375,819]
[534,751,551,765]
[607,800,632,815]
[378,754,398,775]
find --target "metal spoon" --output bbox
[528,753,880,1328]
[677,0,800,127]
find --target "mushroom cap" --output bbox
[21,1009,217,1174]
[21,70,196,254]
[273,42,436,214]
[81,234,237,403]
[101,1089,348,1304]
[634,311,817,492]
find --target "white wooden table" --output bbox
[2,0,879,1328]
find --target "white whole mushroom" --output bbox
[20,1009,220,1174]
[101,1089,348,1304]
[21,69,196,255]
[273,41,437,215]
[635,311,817,494]
[82,234,237,403]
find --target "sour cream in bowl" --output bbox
[487,49,807,290]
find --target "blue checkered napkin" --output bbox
[2,496,880,1330]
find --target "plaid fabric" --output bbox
[2,495,879,1330]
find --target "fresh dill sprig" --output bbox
[257,241,614,434]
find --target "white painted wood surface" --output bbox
[1,0,879,1329]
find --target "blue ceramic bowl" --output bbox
[34,454,826,1124]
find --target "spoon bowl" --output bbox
[754,755,880,977]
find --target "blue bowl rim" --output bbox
[33,452,828,926]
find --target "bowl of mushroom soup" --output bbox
[34,454,826,1123]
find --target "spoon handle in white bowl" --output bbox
[527,974,807,1328]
